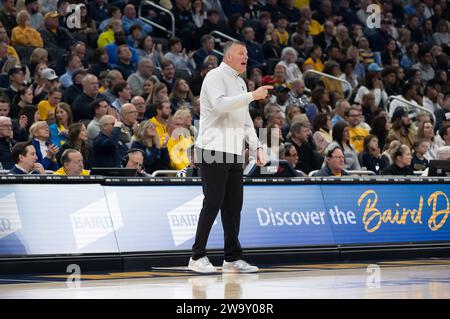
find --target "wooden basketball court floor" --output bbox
[0,259,449,299]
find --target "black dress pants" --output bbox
[192,149,244,262]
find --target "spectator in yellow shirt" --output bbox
[54,149,90,176]
[11,10,43,48]
[149,100,171,147]
[273,15,290,47]
[347,106,369,153]
[300,6,323,36]
[0,25,19,59]
[97,19,123,48]
[303,45,324,72]
[321,61,344,98]
[37,87,61,121]
[166,112,193,170]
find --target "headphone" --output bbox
[121,148,145,167]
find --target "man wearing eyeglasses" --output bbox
[119,103,138,147]
[312,146,349,177]
[0,116,15,169]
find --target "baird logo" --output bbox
[0,193,22,239]
[169,214,199,227]
[72,216,113,230]
[167,195,215,246]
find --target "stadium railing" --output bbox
[303,69,353,100]
[151,169,182,177]
[387,95,436,124]
[138,1,175,38]
[308,169,376,177]
[210,30,240,57]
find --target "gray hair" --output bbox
[290,121,310,134]
[82,74,97,86]
[281,47,298,60]
[16,10,30,24]
[223,41,245,57]
[120,103,136,116]
[99,115,116,130]
[436,146,450,160]
[138,58,153,68]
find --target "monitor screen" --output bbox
[427,160,450,177]
[90,167,138,177]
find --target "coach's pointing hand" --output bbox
[252,85,273,100]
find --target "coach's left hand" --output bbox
[256,148,267,167]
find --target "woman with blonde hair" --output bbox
[285,105,302,127]
[11,10,43,48]
[380,143,414,175]
[131,120,170,173]
[30,48,49,67]
[335,24,352,50]
[174,107,197,140]
[29,121,59,171]
[416,120,440,160]
[381,139,401,165]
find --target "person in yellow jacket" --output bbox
[273,15,290,47]
[53,149,90,176]
[166,114,193,170]
[37,87,61,121]
[300,6,323,36]
[149,100,171,147]
[303,45,324,72]
[0,25,19,59]
[11,10,43,47]
[97,19,123,48]
[321,61,344,98]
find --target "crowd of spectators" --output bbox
[0,0,450,177]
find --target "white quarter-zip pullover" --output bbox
[196,62,261,155]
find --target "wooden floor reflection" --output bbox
[1,261,450,299]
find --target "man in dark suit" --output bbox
[92,115,128,167]
[8,141,45,174]
[72,74,106,123]
[243,26,266,72]
[0,115,14,169]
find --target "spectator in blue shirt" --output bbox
[121,4,152,35]
[105,31,140,65]
[59,54,82,89]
